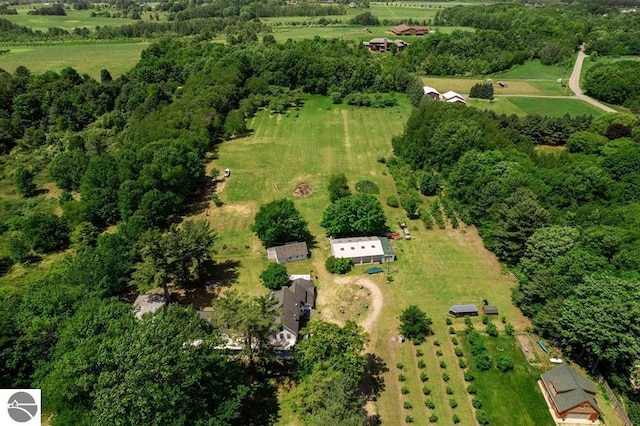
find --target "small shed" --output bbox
[366,266,384,274]
[482,305,499,315]
[448,304,479,317]
[267,242,308,264]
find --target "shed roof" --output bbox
[392,24,412,33]
[442,90,465,100]
[423,85,440,95]
[541,364,600,413]
[449,304,478,314]
[483,305,499,314]
[330,236,384,259]
[268,242,308,260]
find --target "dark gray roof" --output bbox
[483,305,499,314]
[541,363,600,414]
[272,279,315,335]
[270,242,308,259]
[449,304,478,314]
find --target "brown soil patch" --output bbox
[293,183,313,198]
[216,179,227,193]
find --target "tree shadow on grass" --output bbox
[202,258,241,289]
[360,353,388,402]
[235,379,280,426]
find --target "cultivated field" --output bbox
[468,97,606,117]
[188,95,568,425]
[0,43,148,78]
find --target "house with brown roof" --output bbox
[363,38,407,52]
[540,363,601,421]
[391,24,429,36]
[267,241,308,264]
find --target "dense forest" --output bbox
[392,100,640,421]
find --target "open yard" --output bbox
[0,43,148,78]
[186,94,586,425]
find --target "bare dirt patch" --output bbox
[293,183,312,198]
[516,333,540,364]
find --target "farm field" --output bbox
[2,8,155,32]
[468,97,605,117]
[0,43,148,78]
[191,95,577,425]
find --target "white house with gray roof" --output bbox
[267,241,308,264]
[330,236,396,264]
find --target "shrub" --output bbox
[451,337,458,345]
[416,349,424,357]
[376,156,386,163]
[482,315,489,325]
[442,372,450,382]
[401,386,409,395]
[420,372,429,382]
[433,340,441,346]
[448,326,456,334]
[8,233,30,264]
[327,173,351,202]
[422,385,431,395]
[454,347,464,357]
[486,322,498,337]
[399,305,433,345]
[439,361,446,369]
[398,374,406,382]
[476,351,493,371]
[458,358,467,369]
[467,384,477,394]
[417,359,426,369]
[424,399,435,409]
[260,263,290,290]
[505,323,515,336]
[428,413,438,423]
[496,353,514,372]
[436,350,443,357]
[476,409,489,425]
[396,362,404,369]
[355,179,380,194]
[464,317,473,328]
[501,315,507,324]
[452,414,461,424]
[403,401,412,409]
[387,196,400,208]
[405,415,414,424]
[325,256,353,274]
[21,213,70,254]
[446,386,454,395]
[464,371,475,382]
[211,193,223,207]
[473,397,483,409]
[446,317,453,325]
[449,398,458,408]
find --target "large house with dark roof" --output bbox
[540,363,601,421]
[271,277,316,350]
[363,38,407,52]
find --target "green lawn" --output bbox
[3,8,164,32]
[460,332,553,426]
[508,97,605,117]
[0,43,148,78]
[491,59,574,81]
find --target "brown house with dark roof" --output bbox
[363,38,407,52]
[540,363,601,421]
[391,24,429,36]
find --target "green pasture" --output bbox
[200,95,541,424]
[0,43,148,78]
[492,59,573,81]
[460,333,552,426]
[468,97,605,117]
[2,8,162,32]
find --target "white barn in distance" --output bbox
[330,236,395,264]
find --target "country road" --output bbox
[568,45,617,113]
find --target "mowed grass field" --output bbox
[3,7,165,32]
[189,95,573,425]
[468,97,606,117]
[0,43,148,78]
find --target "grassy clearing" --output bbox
[184,93,629,425]
[467,98,526,116]
[0,43,148,78]
[460,332,553,426]
[508,97,605,117]
[3,8,165,31]
[492,59,574,81]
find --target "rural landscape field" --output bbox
[1,0,639,425]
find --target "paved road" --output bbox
[568,45,617,113]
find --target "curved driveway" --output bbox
[568,45,617,113]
